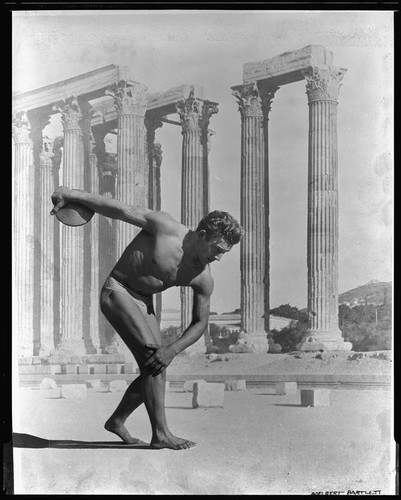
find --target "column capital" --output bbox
[302,66,347,104]
[176,91,203,132]
[176,93,218,134]
[257,81,280,121]
[39,137,55,168]
[12,110,32,144]
[231,83,263,119]
[53,96,83,131]
[106,80,148,116]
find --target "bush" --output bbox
[271,317,309,353]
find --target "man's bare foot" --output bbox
[150,432,196,450]
[104,419,143,445]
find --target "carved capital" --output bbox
[231,83,263,119]
[106,80,148,116]
[176,91,203,133]
[12,111,32,144]
[302,66,347,103]
[145,114,164,144]
[53,96,82,131]
[39,137,55,168]
[258,82,279,123]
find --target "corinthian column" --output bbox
[145,116,164,323]
[87,131,101,353]
[176,93,218,353]
[53,96,86,355]
[298,66,351,351]
[38,137,55,355]
[231,83,277,353]
[106,80,148,258]
[12,111,35,357]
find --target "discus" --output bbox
[55,202,94,227]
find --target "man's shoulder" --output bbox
[191,266,214,295]
[147,211,186,236]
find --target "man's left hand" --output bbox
[144,344,175,376]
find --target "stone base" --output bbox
[231,332,269,354]
[296,333,352,352]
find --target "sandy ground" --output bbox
[167,350,393,375]
[12,380,395,495]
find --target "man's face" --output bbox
[197,232,233,265]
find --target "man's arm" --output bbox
[51,186,175,233]
[144,272,214,375]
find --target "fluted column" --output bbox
[38,137,55,355]
[53,96,86,355]
[145,116,164,323]
[298,66,351,351]
[176,93,218,353]
[97,145,119,353]
[106,80,148,258]
[12,111,35,357]
[231,83,277,353]
[87,131,101,353]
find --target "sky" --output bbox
[12,10,394,313]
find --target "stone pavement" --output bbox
[12,385,395,495]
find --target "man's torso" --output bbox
[110,224,209,296]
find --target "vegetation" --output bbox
[270,302,392,352]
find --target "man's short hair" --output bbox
[196,210,244,246]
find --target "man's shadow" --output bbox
[12,433,154,450]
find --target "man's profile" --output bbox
[51,186,243,450]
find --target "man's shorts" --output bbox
[100,275,155,316]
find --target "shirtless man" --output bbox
[50,186,243,450]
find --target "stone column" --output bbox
[231,82,277,353]
[106,80,148,259]
[145,116,164,323]
[38,137,55,355]
[297,66,351,351]
[87,131,101,353]
[176,93,218,353]
[53,96,87,355]
[12,111,35,357]
[97,147,120,353]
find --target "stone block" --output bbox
[192,382,225,408]
[224,379,246,391]
[64,364,79,374]
[124,362,135,373]
[184,379,207,393]
[300,389,331,407]
[85,379,102,389]
[32,356,42,365]
[269,343,283,354]
[108,380,128,392]
[94,365,108,374]
[39,378,58,390]
[37,388,61,399]
[276,382,298,395]
[18,357,33,365]
[18,365,52,375]
[50,364,62,374]
[61,384,87,399]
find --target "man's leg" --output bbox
[101,290,196,450]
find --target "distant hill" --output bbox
[339,280,392,306]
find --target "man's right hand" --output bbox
[50,186,70,215]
